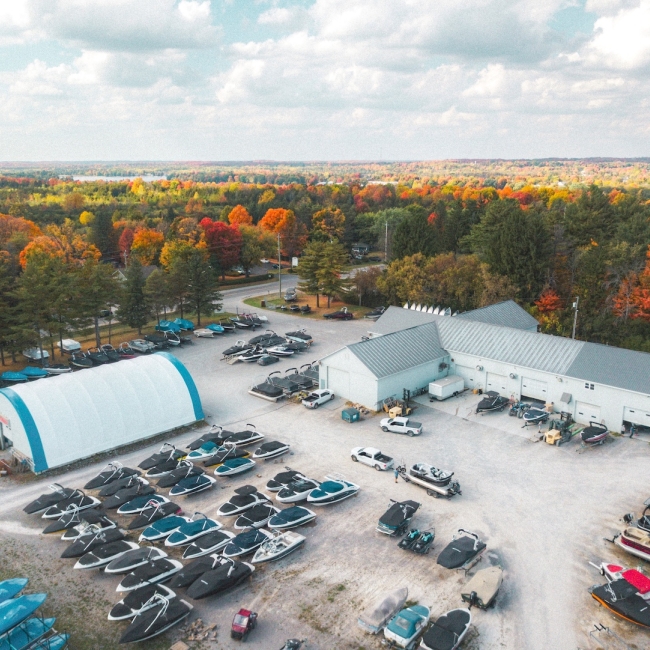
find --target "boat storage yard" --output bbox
[0,297,649,649]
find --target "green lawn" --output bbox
[244,292,372,320]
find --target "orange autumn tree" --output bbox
[0,214,41,247]
[258,208,308,258]
[535,288,563,313]
[228,205,253,226]
[19,222,100,269]
[612,247,650,321]
[131,228,165,265]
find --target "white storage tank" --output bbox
[429,375,464,400]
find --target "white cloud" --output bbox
[588,1,650,68]
[178,0,210,22]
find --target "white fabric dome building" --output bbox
[0,352,203,473]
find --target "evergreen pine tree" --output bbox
[117,257,150,334]
[297,241,325,307]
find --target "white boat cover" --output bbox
[461,566,503,607]
[357,587,408,634]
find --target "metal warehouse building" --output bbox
[0,352,204,473]
[319,305,650,432]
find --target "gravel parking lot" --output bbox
[1,297,649,650]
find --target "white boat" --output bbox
[306,474,359,505]
[276,478,320,503]
[251,531,305,563]
[217,485,270,516]
[614,527,650,562]
[252,441,290,460]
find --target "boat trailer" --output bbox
[396,465,462,499]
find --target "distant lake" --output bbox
[65,175,167,182]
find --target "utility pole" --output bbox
[572,296,579,339]
[277,234,282,297]
[385,221,388,261]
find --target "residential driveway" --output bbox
[0,307,648,649]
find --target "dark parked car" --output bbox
[324,307,353,320]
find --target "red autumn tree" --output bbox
[228,205,253,226]
[118,227,134,256]
[535,288,563,313]
[200,218,242,279]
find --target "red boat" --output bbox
[581,421,609,445]
[231,608,258,641]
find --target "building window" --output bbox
[584,383,594,390]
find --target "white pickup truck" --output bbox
[379,417,423,437]
[350,447,394,471]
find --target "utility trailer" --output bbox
[428,375,464,401]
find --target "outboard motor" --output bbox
[468,591,478,609]
[623,513,635,524]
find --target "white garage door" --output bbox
[454,366,476,388]
[486,373,508,394]
[623,406,650,426]
[326,367,350,400]
[521,377,548,401]
[575,401,601,424]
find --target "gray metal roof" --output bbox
[369,306,435,336]
[434,317,585,374]
[566,343,650,395]
[348,322,447,378]
[456,300,539,330]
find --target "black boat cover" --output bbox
[437,534,486,569]
[43,508,109,534]
[581,422,608,442]
[138,447,183,470]
[251,382,284,398]
[77,540,135,567]
[109,584,175,620]
[24,486,75,514]
[182,530,233,558]
[103,484,155,509]
[99,475,145,498]
[591,579,650,628]
[269,506,313,526]
[267,470,303,490]
[235,504,277,528]
[119,597,191,643]
[187,430,234,451]
[256,441,287,454]
[128,502,180,530]
[421,609,471,650]
[84,465,139,490]
[61,527,125,558]
[379,501,420,528]
[170,555,225,589]
[156,463,204,487]
[186,561,253,600]
[119,558,180,590]
[106,547,166,573]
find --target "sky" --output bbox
[0,0,649,161]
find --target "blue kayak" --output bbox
[20,367,49,379]
[0,594,47,636]
[0,617,55,650]
[0,579,28,605]
[31,633,69,650]
[0,372,29,384]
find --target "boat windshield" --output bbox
[390,615,412,635]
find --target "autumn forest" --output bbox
[3,161,650,363]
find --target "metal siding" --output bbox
[486,373,508,393]
[454,365,477,389]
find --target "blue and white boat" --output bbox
[306,474,360,506]
[0,616,55,650]
[0,372,29,384]
[20,367,49,380]
[155,320,181,333]
[169,474,216,497]
[221,529,273,558]
[268,506,316,530]
[383,605,430,648]
[0,594,47,636]
[173,318,194,331]
[205,323,225,334]
[0,578,28,604]
[165,514,221,547]
[214,457,256,477]
[139,515,191,543]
